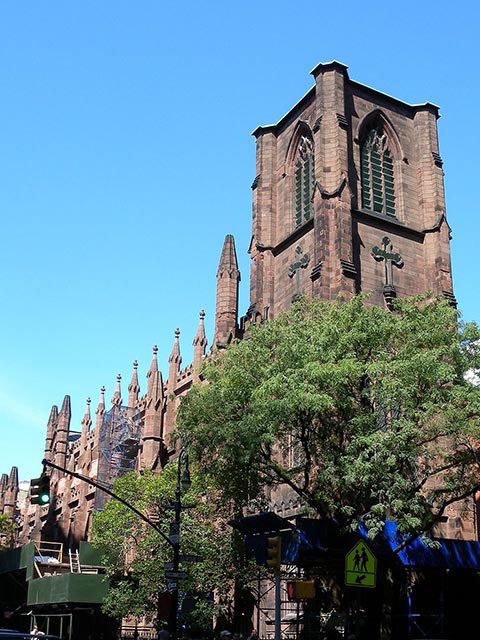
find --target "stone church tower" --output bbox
[248,60,454,322]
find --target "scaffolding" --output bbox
[95,405,142,511]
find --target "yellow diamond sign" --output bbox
[345,540,377,588]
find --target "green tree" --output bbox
[177,294,480,540]
[0,514,15,550]
[92,464,253,628]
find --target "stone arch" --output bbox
[284,121,315,229]
[357,110,403,218]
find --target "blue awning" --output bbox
[377,520,480,570]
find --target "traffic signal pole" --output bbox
[274,571,281,640]
[41,458,174,548]
[42,455,191,640]
[167,449,191,640]
[265,536,282,640]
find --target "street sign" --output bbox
[165,570,188,579]
[164,562,174,570]
[169,522,180,544]
[167,503,196,509]
[345,540,377,588]
[179,554,202,563]
[167,580,178,590]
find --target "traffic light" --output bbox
[30,473,50,505]
[266,535,281,571]
[286,579,315,601]
[287,580,296,601]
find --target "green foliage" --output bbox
[92,466,251,625]
[0,514,15,550]
[177,294,480,539]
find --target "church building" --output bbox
[0,61,470,640]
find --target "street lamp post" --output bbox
[168,448,191,640]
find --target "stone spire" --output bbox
[94,385,106,450]
[0,473,8,513]
[143,345,165,468]
[111,373,122,407]
[164,329,182,446]
[7,466,18,488]
[44,405,58,462]
[168,328,182,385]
[214,234,240,349]
[54,395,71,471]
[95,386,106,429]
[81,397,92,445]
[146,346,164,406]
[128,360,140,407]
[3,466,18,517]
[193,309,207,378]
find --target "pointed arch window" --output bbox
[360,126,396,217]
[294,134,315,228]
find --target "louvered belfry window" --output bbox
[294,135,315,227]
[361,127,395,217]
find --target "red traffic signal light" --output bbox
[266,536,281,571]
[30,473,50,505]
[287,580,296,601]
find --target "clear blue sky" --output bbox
[0,1,479,482]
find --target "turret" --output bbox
[168,328,182,388]
[44,405,58,462]
[164,328,182,445]
[54,395,71,472]
[4,466,18,517]
[93,386,106,479]
[0,474,8,513]
[81,397,92,447]
[142,345,164,468]
[193,309,207,380]
[95,386,106,431]
[111,373,122,408]
[214,234,240,349]
[128,360,140,407]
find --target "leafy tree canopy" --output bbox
[177,295,480,540]
[0,514,15,550]
[91,464,253,627]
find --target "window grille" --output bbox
[294,135,315,227]
[361,128,396,217]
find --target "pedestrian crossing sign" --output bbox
[345,540,377,588]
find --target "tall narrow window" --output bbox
[294,135,315,227]
[361,127,395,217]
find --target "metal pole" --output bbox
[169,480,181,640]
[256,572,261,638]
[43,454,191,640]
[274,572,281,640]
[169,448,189,640]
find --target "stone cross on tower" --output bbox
[371,236,403,308]
[288,245,310,300]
